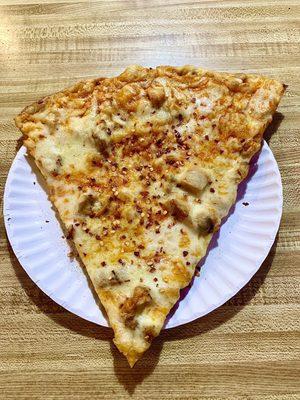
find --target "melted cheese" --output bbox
[15,65,284,367]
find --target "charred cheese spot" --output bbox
[92,134,109,157]
[120,286,152,329]
[87,154,103,169]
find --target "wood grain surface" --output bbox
[0,1,299,399]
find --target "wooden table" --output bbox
[0,1,299,399]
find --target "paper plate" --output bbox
[4,142,282,328]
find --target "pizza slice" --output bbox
[15,65,284,366]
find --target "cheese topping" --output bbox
[16,65,284,366]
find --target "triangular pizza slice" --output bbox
[15,65,284,366]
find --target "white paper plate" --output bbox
[4,142,282,329]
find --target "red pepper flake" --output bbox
[149,267,156,273]
[101,261,106,266]
[118,259,125,265]
[75,222,80,226]
[134,251,140,257]
[183,251,188,257]
[120,234,126,239]
[96,235,101,240]
[210,188,215,193]
[205,135,209,140]
[92,159,102,167]
[153,277,158,282]
[242,202,249,206]
[186,261,191,266]
[83,252,87,257]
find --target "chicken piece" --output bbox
[78,194,109,217]
[165,197,189,222]
[190,205,218,234]
[177,167,209,194]
[147,85,166,107]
